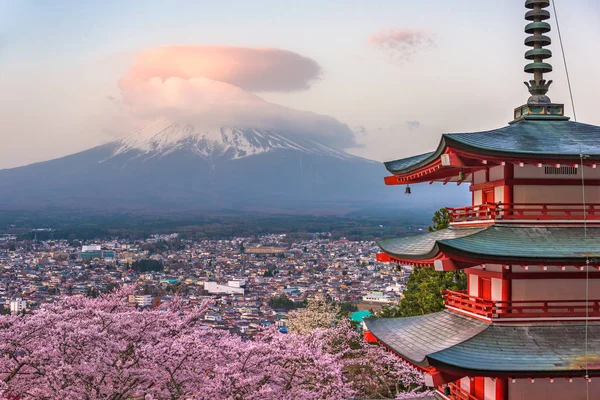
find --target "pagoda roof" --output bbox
[385,119,600,175]
[377,225,600,264]
[365,311,600,376]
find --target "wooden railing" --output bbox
[438,382,481,400]
[443,290,495,319]
[447,203,600,222]
[443,290,600,320]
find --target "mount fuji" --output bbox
[0,120,467,214]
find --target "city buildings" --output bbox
[365,2,600,399]
[0,233,404,337]
[9,297,26,314]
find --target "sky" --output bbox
[1,0,599,169]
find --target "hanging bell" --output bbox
[405,185,411,195]
[453,271,461,284]
[444,385,451,395]
[458,170,466,181]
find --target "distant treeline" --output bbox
[7,209,431,242]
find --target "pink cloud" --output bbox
[115,45,356,148]
[369,29,434,63]
[120,46,322,93]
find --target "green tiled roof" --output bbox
[377,227,486,260]
[378,226,600,263]
[365,311,600,375]
[364,311,487,367]
[384,152,434,174]
[385,120,600,175]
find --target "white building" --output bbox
[362,292,396,304]
[10,298,27,314]
[82,244,101,252]
[204,281,245,295]
[227,279,246,288]
[204,312,222,321]
[129,294,153,307]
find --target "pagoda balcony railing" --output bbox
[447,203,600,223]
[443,290,600,320]
[437,382,480,400]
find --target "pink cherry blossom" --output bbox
[0,288,431,399]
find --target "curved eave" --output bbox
[437,242,600,266]
[363,311,488,368]
[376,226,489,263]
[376,242,441,262]
[426,359,600,379]
[367,313,600,377]
[378,226,600,267]
[383,120,600,179]
[384,139,448,175]
[443,135,600,161]
[427,322,600,376]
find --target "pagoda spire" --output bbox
[511,0,567,123]
[523,0,553,104]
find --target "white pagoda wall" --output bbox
[509,378,600,400]
[513,185,600,205]
[512,279,600,301]
[470,165,600,207]
[514,165,600,180]
[469,276,479,297]
[484,377,495,400]
[460,377,470,392]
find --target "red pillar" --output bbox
[496,377,509,400]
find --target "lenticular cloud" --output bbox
[117,45,357,148]
[120,46,322,93]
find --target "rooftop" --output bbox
[365,311,600,376]
[377,225,600,265]
[385,120,600,176]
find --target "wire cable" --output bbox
[552,0,577,122]
[552,1,588,395]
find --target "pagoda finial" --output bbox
[523,0,553,104]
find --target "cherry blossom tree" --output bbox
[287,295,340,334]
[0,288,431,399]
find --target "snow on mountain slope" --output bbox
[108,119,362,162]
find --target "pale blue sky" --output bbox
[1,0,599,168]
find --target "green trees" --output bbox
[377,207,466,318]
[378,267,466,318]
[428,207,450,232]
[268,294,306,310]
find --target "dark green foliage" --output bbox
[7,211,431,242]
[428,207,450,232]
[131,259,163,272]
[268,294,307,310]
[378,267,466,318]
[339,302,358,314]
[263,268,277,277]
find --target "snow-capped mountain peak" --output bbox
[108,119,359,162]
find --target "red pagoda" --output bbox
[364,1,600,399]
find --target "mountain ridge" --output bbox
[0,121,468,214]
